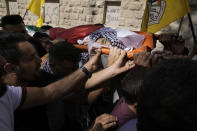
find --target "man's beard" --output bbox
[18,64,41,83]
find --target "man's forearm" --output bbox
[45,68,87,101]
[85,66,116,89]
[21,51,101,109]
[22,68,88,109]
[87,81,110,104]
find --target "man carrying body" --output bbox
[0,32,134,131]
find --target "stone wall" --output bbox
[0,0,7,18]
[59,0,105,28]
[57,0,146,30]
[0,0,146,31]
[119,0,146,31]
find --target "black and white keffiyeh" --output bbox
[89,27,126,49]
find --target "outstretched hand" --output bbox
[107,47,121,67]
[133,51,152,67]
[84,50,102,73]
[109,48,135,75]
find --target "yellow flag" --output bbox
[27,0,45,27]
[36,17,44,28]
[141,0,190,33]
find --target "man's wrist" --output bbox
[84,62,95,73]
[80,66,92,78]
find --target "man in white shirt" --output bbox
[0,86,22,131]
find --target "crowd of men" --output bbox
[0,14,197,131]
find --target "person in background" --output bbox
[1,14,47,57]
[158,33,189,55]
[33,32,52,53]
[111,66,148,129]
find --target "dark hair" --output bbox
[41,25,53,31]
[137,59,197,131]
[49,41,81,64]
[33,32,50,40]
[0,32,26,64]
[121,66,148,105]
[33,32,52,46]
[1,15,23,28]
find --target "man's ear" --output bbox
[4,63,18,73]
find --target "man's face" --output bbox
[3,23,29,39]
[17,41,42,82]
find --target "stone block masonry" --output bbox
[0,0,147,31]
[0,0,7,18]
[56,0,146,30]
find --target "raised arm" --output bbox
[20,51,101,109]
[85,47,135,104]
[85,47,135,89]
[62,47,135,105]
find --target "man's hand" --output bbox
[158,33,175,43]
[88,42,108,57]
[133,52,152,67]
[107,47,121,67]
[110,50,135,75]
[90,114,118,131]
[84,50,102,73]
[90,123,105,131]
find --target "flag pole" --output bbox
[177,17,184,36]
[188,13,197,58]
[23,9,28,20]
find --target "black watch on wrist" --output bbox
[80,66,92,78]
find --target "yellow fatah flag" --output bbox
[141,0,190,33]
[27,0,45,27]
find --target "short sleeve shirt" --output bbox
[0,86,22,131]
